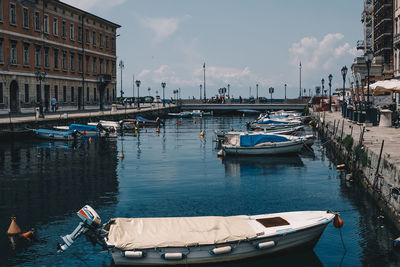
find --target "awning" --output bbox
[368,79,400,95]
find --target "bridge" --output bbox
[181,103,307,112]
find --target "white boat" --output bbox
[88,120,122,131]
[222,133,305,156]
[57,205,338,266]
[53,124,100,137]
[34,129,78,141]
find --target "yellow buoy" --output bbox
[200,130,205,137]
[156,127,160,133]
[134,126,138,132]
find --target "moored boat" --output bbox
[168,112,193,118]
[57,205,338,266]
[54,124,100,137]
[222,133,305,156]
[34,129,79,140]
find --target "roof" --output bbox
[55,0,121,28]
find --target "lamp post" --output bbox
[119,60,124,102]
[135,80,141,110]
[284,84,287,103]
[269,87,274,103]
[161,82,166,107]
[35,71,46,118]
[199,84,202,101]
[227,84,230,100]
[341,66,348,117]
[97,74,105,110]
[328,74,333,112]
[365,49,373,123]
[256,84,259,101]
[321,78,325,97]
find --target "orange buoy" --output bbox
[333,215,344,228]
[156,127,160,133]
[83,131,87,136]
[193,120,196,124]
[7,217,21,235]
[217,149,223,157]
[176,119,178,125]
[119,152,124,159]
[21,230,34,241]
[88,137,92,144]
[230,127,233,131]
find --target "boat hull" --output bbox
[110,222,329,266]
[223,141,304,156]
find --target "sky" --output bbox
[63,0,364,99]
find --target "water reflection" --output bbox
[0,139,119,265]
[222,155,304,177]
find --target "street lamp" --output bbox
[119,60,124,101]
[365,49,373,123]
[328,74,333,112]
[341,65,348,117]
[284,84,287,103]
[135,80,141,109]
[35,71,46,117]
[256,84,259,101]
[321,78,325,97]
[269,87,274,103]
[227,84,230,100]
[161,82,166,107]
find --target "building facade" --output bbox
[394,0,400,77]
[0,0,120,112]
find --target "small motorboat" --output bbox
[88,120,122,131]
[54,124,100,137]
[168,112,193,118]
[57,205,339,266]
[34,129,79,141]
[222,133,304,156]
[123,117,162,128]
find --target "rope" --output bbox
[338,227,347,267]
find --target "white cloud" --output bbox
[289,33,358,71]
[138,69,150,78]
[62,0,126,12]
[140,15,190,44]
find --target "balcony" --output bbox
[394,33,400,47]
[357,40,372,50]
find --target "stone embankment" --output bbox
[312,110,400,230]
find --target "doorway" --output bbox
[44,85,50,112]
[9,80,19,113]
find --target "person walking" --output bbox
[51,97,57,112]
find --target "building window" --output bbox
[63,85,66,102]
[105,35,109,49]
[71,86,74,102]
[106,60,109,74]
[44,14,49,33]
[70,53,75,72]
[78,26,82,42]
[54,85,58,100]
[99,58,103,74]
[23,44,29,66]
[10,3,16,25]
[99,33,103,48]
[0,39,3,63]
[53,49,59,69]
[85,56,90,74]
[111,61,115,76]
[25,84,29,103]
[62,21,66,38]
[34,12,40,31]
[53,18,58,36]
[34,46,40,67]
[94,87,97,101]
[92,31,96,46]
[85,29,89,44]
[62,51,67,71]
[36,84,40,102]
[23,7,29,28]
[86,87,89,101]
[44,47,49,68]
[78,54,82,73]
[111,37,115,51]
[70,23,74,40]
[10,42,17,64]
[93,57,97,74]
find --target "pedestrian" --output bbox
[51,97,57,112]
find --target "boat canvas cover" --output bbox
[240,134,289,147]
[34,129,74,136]
[69,124,98,132]
[106,216,257,250]
[136,116,154,122]
[258,120,289,125]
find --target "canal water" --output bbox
[1,115,400,266]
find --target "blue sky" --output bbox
[64,0,363,99]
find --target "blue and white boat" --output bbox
[57,205,339,266]
[54,124,100,137]
[34,129,79,141]
[222,133,304,156]
[168,112,193,118]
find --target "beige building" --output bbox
[0,0,120,113]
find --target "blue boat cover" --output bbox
[258,119,289,125]
[69,124,99,132]
[34,129,75,136]
[268,114,289,119]
[136,116,154,122]
[240,134,289,147]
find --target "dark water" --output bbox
[1,115,400,266]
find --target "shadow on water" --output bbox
[222,155,304,177]
[0,138,119,266]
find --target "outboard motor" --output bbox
[57,205,101,252]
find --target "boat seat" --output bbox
[256,217,290,228]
